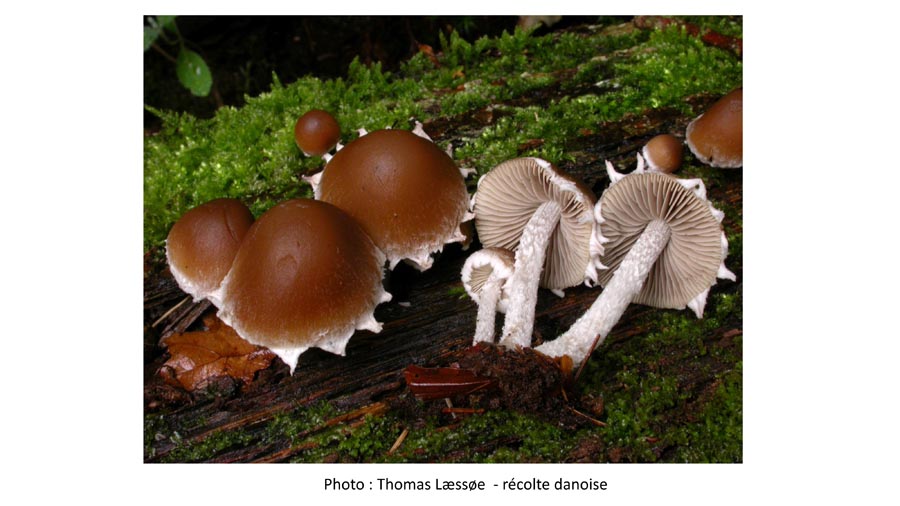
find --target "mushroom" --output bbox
[310,128,472,271]
[685,88,743,168]
[294,109,341,158]
[642,133,683,174]
[536,159,736,365]
[472,157,602,348]
[165,198,254,303]
[212,199,391,373]
[461,247,515,345]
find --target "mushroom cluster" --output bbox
[164,117,475,372]
[462,149,736,364]
[466,157,603,347]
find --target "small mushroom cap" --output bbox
[318,129,470,270]
[596,172,724,309]
[214,199,389,368]
[686,88,743,168]
[642,134,683,174]
[165,198,254,302]
[461,247,515,312]
[473,157,597,290]
[294,109,341,157]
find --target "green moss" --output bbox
[613,27,742,113]
[264,401,338,444]
[145,20,741,250]
[159,427,256,463]
[396,410,576,463]
[667,364,743,462]
[571,289,742,462]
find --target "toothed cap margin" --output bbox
[213,199,390,372]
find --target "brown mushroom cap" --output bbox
[473,157,598,290]
[685,88,743,168]
[318,129,470,269]
[294,109,341,157]
[642,134,683,174]
[165,198,254,302]
[596,172,724,309]
[214,199,389,369]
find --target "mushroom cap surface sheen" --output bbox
[642,134,684,174]
[318,129,470,270]
[473,157,599,290]
[214,199,390,371]
[686,88,743,168]
[165,198,254,302]
[294,109,341,157]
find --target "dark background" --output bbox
[143,16,617,129]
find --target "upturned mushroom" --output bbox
[165,198,254,303]
[686,88,743,168]
[212,199,391,373]
[461,247,515,345]
[472,157,603,348]
[307,128,472,271]
[536,158,736,365]
[642,133,683,174]
[294,109,342,159]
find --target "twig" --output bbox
[150,43,178,63]
[152,295,191,327]
[574,333,603,383]
[388,427,409,455]
[566,405,607,427]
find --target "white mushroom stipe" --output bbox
[461,248,515,345]
[473,157,599,348]
[474,278,503,343]
[537,220,671,361]
[302,171,324,199]
[499,200,563,348]
[536,164,735,366]
[412,121,432,141]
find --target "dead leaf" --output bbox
[417,43,441,66]
[160,314,276,391]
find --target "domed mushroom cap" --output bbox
[596,172,724,309]
[686,88,743,168]
[294,109,341,157]
[214,199,390,372]
[318,129,470,270]
[642,134,683,174]
[165,198,254,302]
[473,157,599,290]
[461,247,515,313]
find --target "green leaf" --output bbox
[144,26,159,52]
[176,48,212,96]
[157,16,177,31]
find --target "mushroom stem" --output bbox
[536,219,671,364]
[499,200,563,348]
[473,276,503,344]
